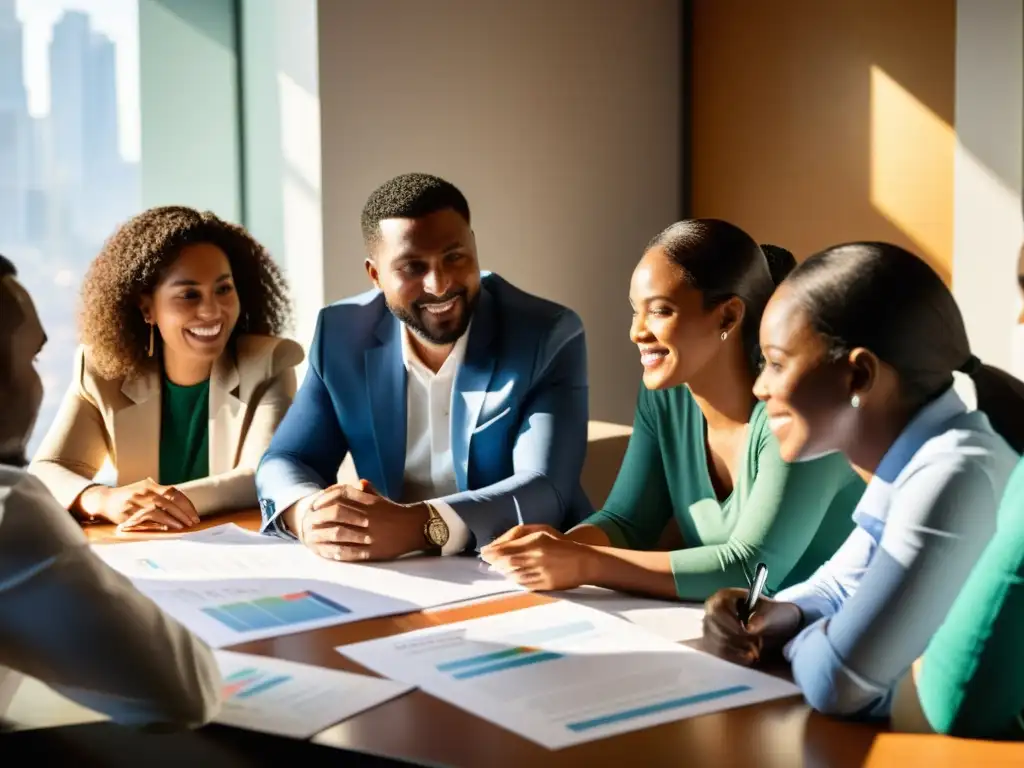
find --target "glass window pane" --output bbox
[1,0,140,457]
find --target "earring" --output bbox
[720,331,728,341]
[148,323,155,357]
[851,394,861,409]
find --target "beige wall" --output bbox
[691,0,956,282]
[953,0,1024,375]
[316,0,682,424]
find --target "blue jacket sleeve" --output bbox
[256,311,350,535]
[440,310,589,548]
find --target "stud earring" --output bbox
[720,331,728,341]
[851,394,861,409]
[148,322,155,357]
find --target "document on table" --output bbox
[93,524,521,609]
[91,524,523,645]
[339,601,799,749]
[214,650,413,739]
[132,576,420,648]
[554,586,705,642]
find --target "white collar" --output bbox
[400,319,472,379]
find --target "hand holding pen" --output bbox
[702,563,804,667]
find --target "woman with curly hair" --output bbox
[29,206,302,532]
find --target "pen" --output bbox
[739,562,768,627]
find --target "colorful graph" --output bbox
[201,590,351,633]
[222,667,292,700]
[565,685,752,732]
[435,620,594,680]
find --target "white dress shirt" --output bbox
[0,465,221,727]
[400,325,472,555]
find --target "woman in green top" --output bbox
[29,206,303,533]
[481,219,864,600]
[891,252,1024,739]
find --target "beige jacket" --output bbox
[29,334,304,516]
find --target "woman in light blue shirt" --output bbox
[702,242,1024,719]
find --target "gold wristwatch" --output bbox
[423,502,450,550]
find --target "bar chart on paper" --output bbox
[340,602,801,749]
[135,578,415,647]
[222,667,293,700]
[202,591,351,633]
[436,620,592,680]
[214,651,415,739]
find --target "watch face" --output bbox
[426,517,450,547]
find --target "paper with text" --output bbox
[215,650,413,738]
[555,586,705,642]
[338,601,799,749]
[92,523,522,611]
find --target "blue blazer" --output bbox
[256,273,592,548]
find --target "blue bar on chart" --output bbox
[202,591,351,633]
[222,667,293,699]
[565,684,753,732]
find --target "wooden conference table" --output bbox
[83,510,1019,768]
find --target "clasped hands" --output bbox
[298,480,429,562]
[480,524,595,591]
[78,478,201,533]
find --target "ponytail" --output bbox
[760,244,797,286]
[786,242,1024,452]
[963,359,1024,453]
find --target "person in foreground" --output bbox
[480,222,863,600]
[0,254,220,727]
[890,248,1024,739]
[702,242,1024,719]
[257,173,590,561]
[29,206,302,532]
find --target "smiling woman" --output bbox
[27,206,303,532]
[481,220,865,604]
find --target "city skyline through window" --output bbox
[1,0,139,456]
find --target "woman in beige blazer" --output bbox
[30,206,302,532]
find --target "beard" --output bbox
[387,289,478,345]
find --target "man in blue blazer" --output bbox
[257,173,591,561]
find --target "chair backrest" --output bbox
[580,420,633,509]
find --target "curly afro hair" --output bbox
[360,172,470,249]
[80,206,292,380]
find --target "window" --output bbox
[1,0,140,456]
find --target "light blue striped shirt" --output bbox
[775,386,1019,718]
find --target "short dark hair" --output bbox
[647,220,793,374]
[0,253,15,279]
[785,242,1024,451]
[360,173,470,248]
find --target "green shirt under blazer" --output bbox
[28,335,303,516]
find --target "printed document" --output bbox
[215,650,413,738]
[339,601,799,749]
[93,524,521,610]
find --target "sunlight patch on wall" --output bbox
[869,65,954,283]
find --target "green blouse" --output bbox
[917,455,1024,739]
[158,377,210,486]
[582,385,864,600]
